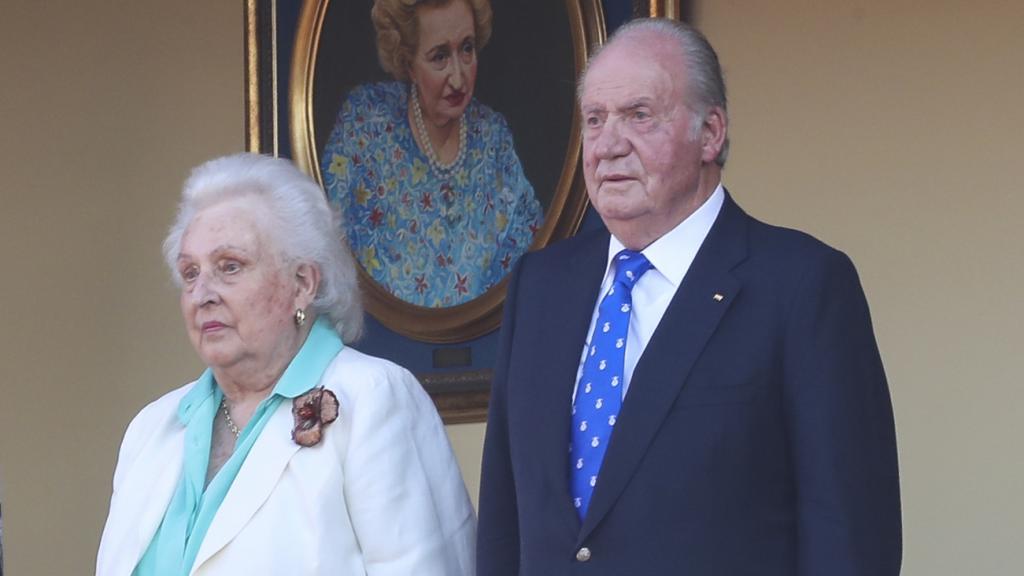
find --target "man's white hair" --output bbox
[580,18,730,166]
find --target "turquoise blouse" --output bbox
[134,319,343,576]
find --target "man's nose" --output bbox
[592,118,630,159]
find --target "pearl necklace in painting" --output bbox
[410,82,466,177]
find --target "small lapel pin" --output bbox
[712,293,725,302]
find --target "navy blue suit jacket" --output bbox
[478,193,902,575]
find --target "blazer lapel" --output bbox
[100,414,185,576]
[530,232,610,531]
[190,399,301,574]
[578,193,750,542]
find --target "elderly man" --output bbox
[477,18,902,576]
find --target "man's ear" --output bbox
[700,106,727,164]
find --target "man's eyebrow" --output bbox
[620,98,654,111]
[582,99,654,114]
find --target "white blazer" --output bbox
[96,347,476,576]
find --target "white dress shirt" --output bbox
[574,184,724,400]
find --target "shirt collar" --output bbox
[271,317,344,398]
[178,369,216,426]
[177,317,344,424]
[606,183,725,287]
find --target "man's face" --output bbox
[580,34,714,248]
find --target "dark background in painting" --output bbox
[274,0,633,373]
[311,0,574,212]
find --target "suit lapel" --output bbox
[578,194,750,541]
[531,232,610,531]
[190,398,301,573]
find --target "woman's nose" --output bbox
[448,58,465,90]
[188,275,220,306]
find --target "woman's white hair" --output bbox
[162,153,364,343]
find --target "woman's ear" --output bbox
[294,262,321,310]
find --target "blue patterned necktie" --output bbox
[571,249,653,519]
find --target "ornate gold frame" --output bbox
[245,0,279,157]
[286,0,604,343]
[640,0,686,19]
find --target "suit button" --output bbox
[576,547,592,562]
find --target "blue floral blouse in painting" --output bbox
[321,81,543,308]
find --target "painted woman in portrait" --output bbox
[320,0,542,308]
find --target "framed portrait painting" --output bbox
[245,0,686,421]
[288,0,602,343]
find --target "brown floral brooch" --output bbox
[291,386,339,447]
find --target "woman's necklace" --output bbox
[220,398,241,439]
[410,82,467,177]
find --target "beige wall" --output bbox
[0,2,242,574]
[1,1,1021,574]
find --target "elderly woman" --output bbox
[96,154,475,576]
[320,0,543,308]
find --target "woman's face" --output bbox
[408,0,478,128]
[176,198,305,377]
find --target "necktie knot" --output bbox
[612,250,653,289]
